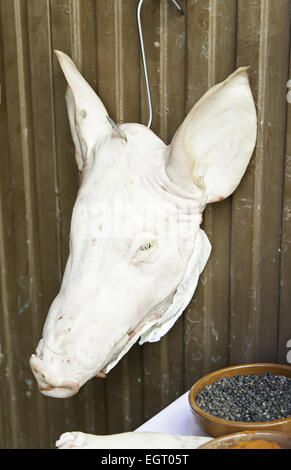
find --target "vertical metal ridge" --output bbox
[120,357,131,431]
[159,0,170,407]
[227,0,238,366]
[159,0,168,141]
[0,172,18,449]
[250,0,269,329]
[14,0,37,291]
[69,0,82,67]
[202,0,217,371]
[114,0,124,123]
[208,0,217,87]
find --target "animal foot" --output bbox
[56,432,86,449]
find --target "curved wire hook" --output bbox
[137,0,184,128]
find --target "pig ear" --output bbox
[167,67,257,203]
[54,50,111,171]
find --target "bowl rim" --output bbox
[198,430,291,449]
[188,362,291,428]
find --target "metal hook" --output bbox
[170,0,184,15]
[137,0,184,128]
[106,115,128,143]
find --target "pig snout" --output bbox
[30,354,80,398]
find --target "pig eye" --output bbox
[131,240,159,264]
[139,242,152,251]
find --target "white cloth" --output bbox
[135,390,211,437]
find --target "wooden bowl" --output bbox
[198,431,291,449]
[188,363,291,438]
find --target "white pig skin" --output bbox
[56,431,212,449]
[29,51,257,398]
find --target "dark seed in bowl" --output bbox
[196,373,291,422]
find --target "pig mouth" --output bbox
[30,354,80,398]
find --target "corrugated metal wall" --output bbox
[0,0,290,449]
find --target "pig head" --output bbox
[30,51,257,398]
